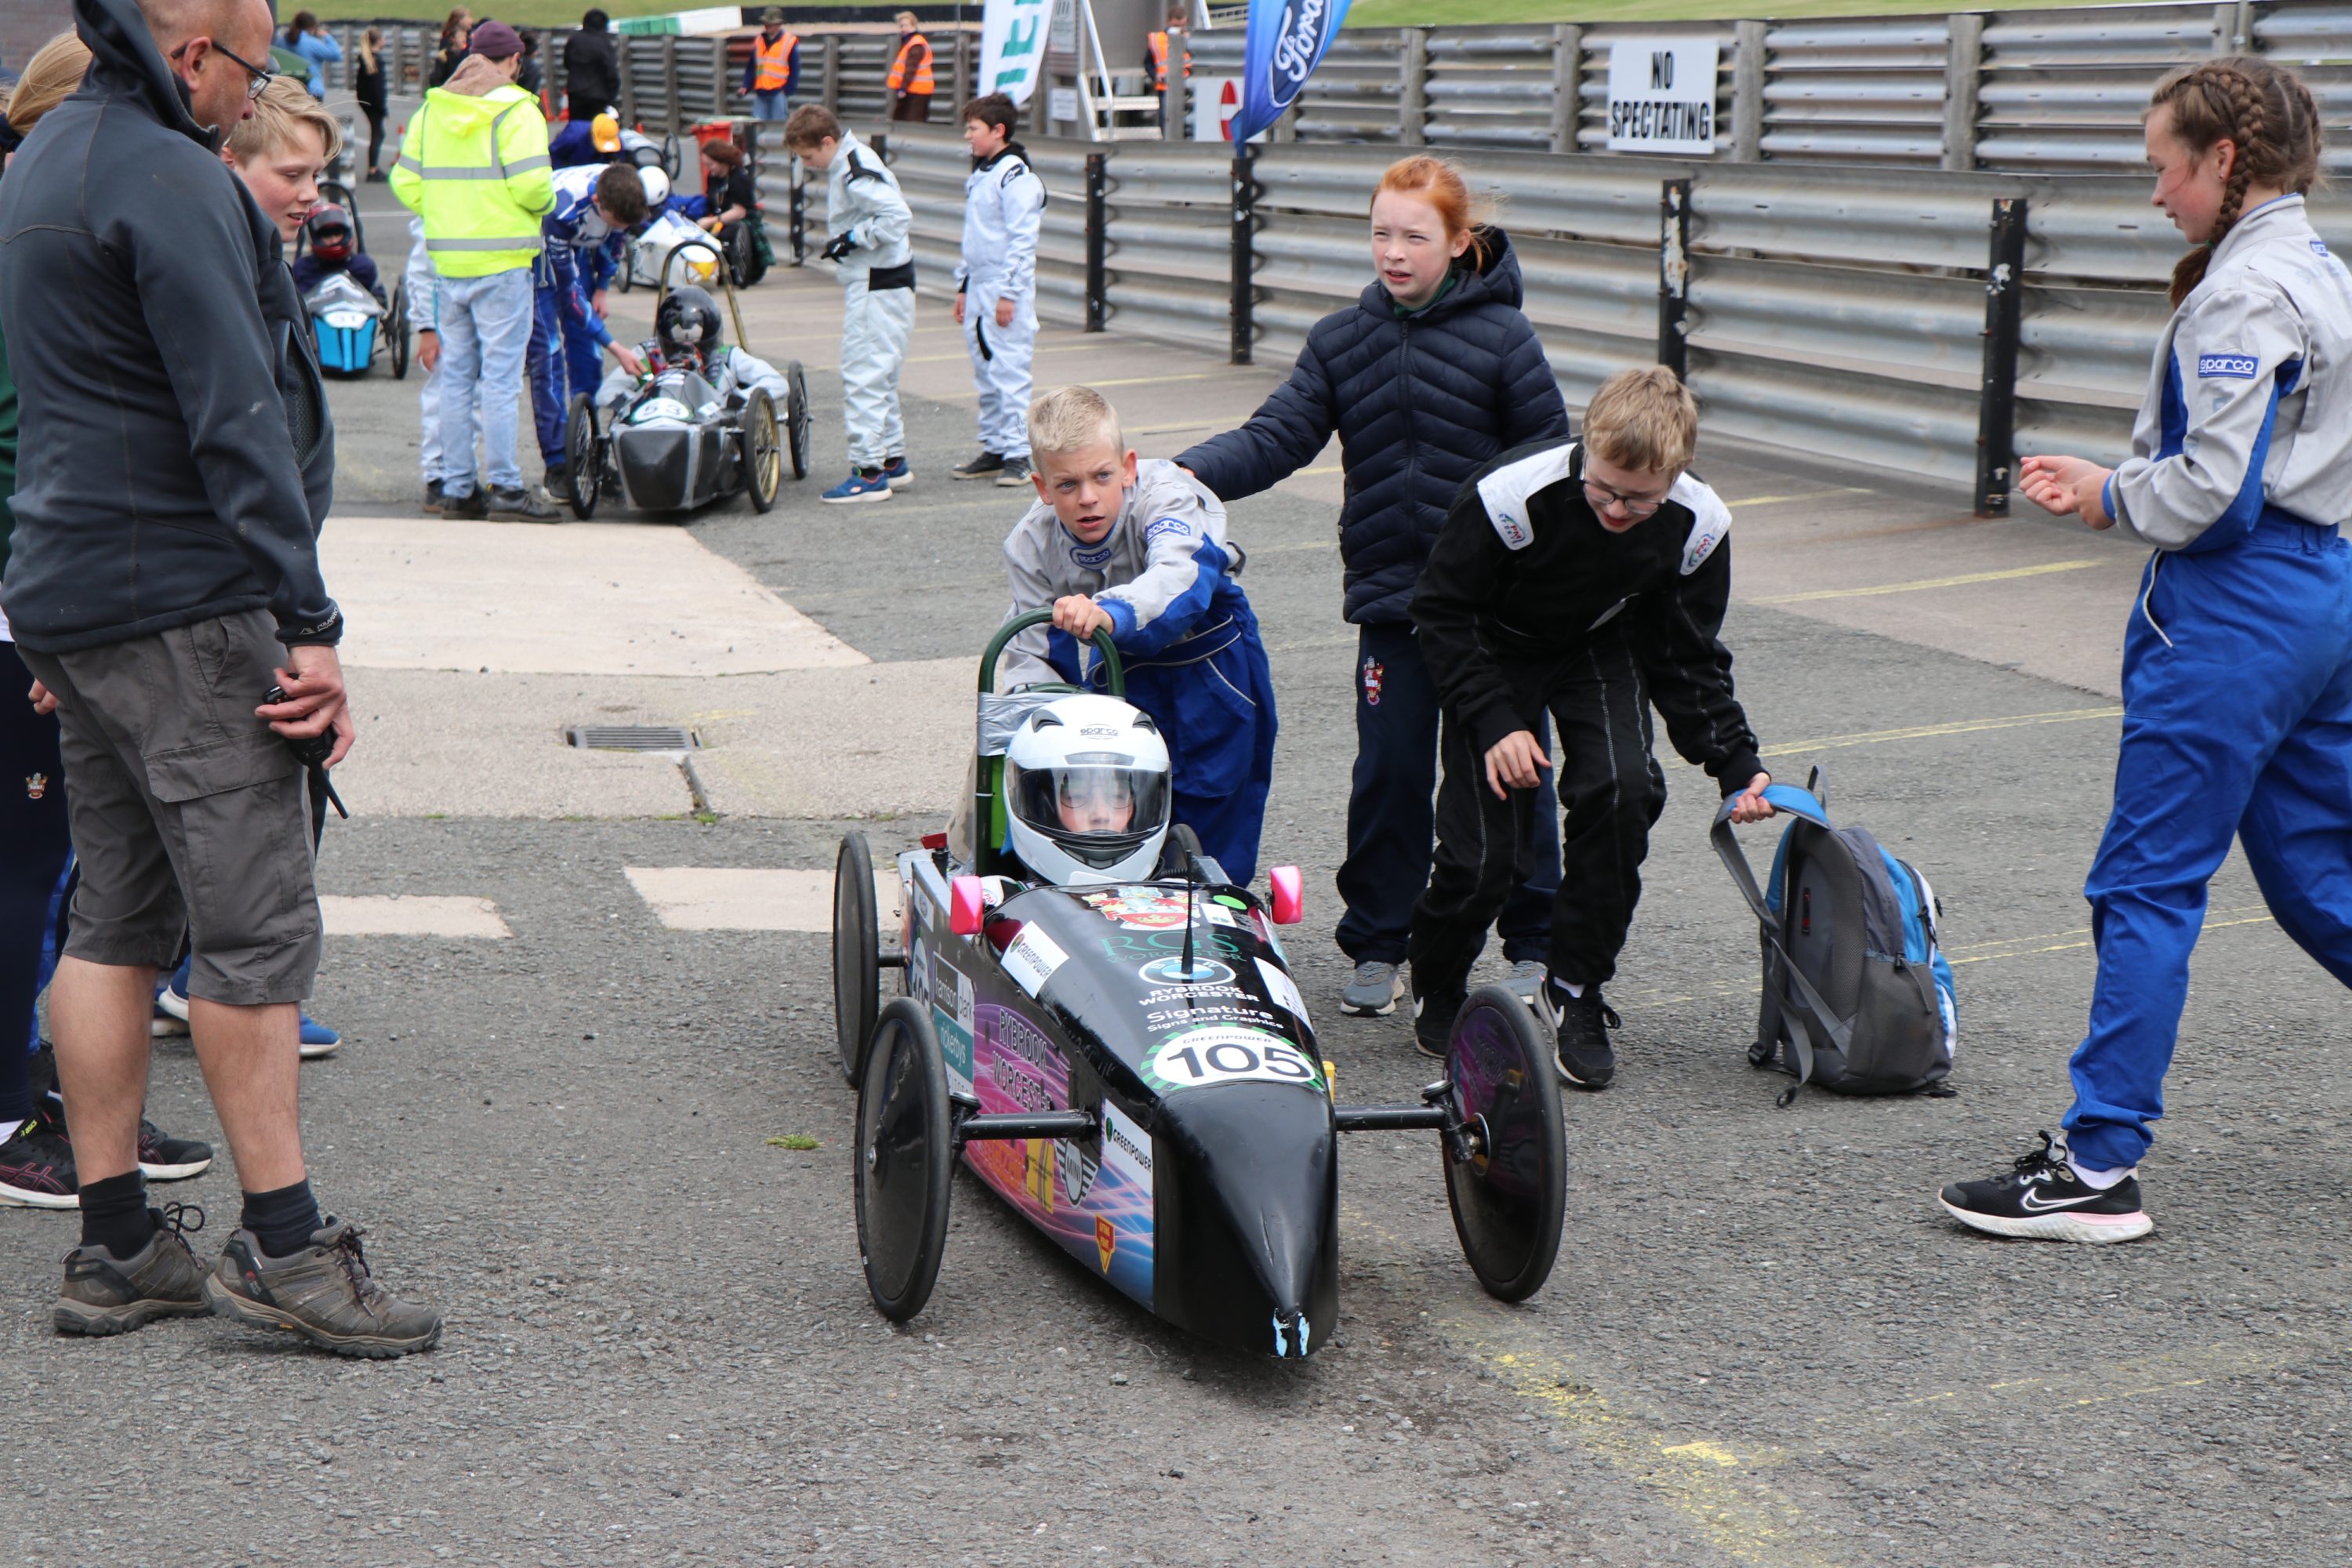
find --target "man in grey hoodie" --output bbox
[0,0,440,1356]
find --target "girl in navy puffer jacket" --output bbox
[1177,157,1570,1018]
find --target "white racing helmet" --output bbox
[637,165,671,209]
[1002,694,1171,886]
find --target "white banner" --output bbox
[1605,39,1719,155]
[980,0,1054,106]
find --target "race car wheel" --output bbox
[389,281,411,380]
[564,394,603,521]
[660,132,684,180]
[833,831,881,1084]
[786,361,811,480]
[742,389,782,514]
[1442,983,1566,1303]
[855,998,953,1323]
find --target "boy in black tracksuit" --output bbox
[1407,368,1774,1087]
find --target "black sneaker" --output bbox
[1411,984,1465,1059]
[488,485,560,522]
[0,1116,78,1210]
[1534,981,1619,1090]
[543,463,573,503]
[421,480,446,514]
[1938,1131,2153,1244]
[54,1203,210,1337]
[951,451,1004,481]
[137,1119,213,1182]
[442,487,488,519]
[995,456,1033,488]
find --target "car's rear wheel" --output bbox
[1443,984,1567,1303]
[564,394,602,521]
[786,361,811,480]
[854,999,952,1323]
[833,831,880,1084]
[742,389,781,513]
[389,280,411,380]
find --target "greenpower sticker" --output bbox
[1144,1026,1325,1095]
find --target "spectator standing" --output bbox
[1145,6,1189,109]
[887,12,932,123]
[430,7,470,87]
[393,24,561,521]
[562,7,619,122]
[742,8,797,124]
[515,28,543,96]
[282,10,339,100]
[0,0,438,1354]
[949,93,1044,488]
[1176,156,1570,1019]
[352,24,387,179]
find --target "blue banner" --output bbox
[1234,0,1352,147]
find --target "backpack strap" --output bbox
[1711,787,1857,1098]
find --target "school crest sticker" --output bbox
[1360,655,1384,706]
[24,772,49,800]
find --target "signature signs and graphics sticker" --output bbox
[1145,1026,1326,1095]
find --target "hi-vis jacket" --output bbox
[999,460,1247,687]
[825,129,913,274]
[391,82,554,277]
[2106,195,2352,553]
[957,143,1045,302]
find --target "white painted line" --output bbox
[624,866,905,933]
[320,895,513,938]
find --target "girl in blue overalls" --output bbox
[1941,57,2352,1243]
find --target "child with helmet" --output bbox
[994,386,1276,887]
[590,284,790,416]
[289,205,387,310]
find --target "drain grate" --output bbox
[566,724,701,752]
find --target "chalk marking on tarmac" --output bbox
[1760,705,2122,757]
[1751,559,2100,604]
[1831,1340,2292,1436]
[1724,488,1872,508]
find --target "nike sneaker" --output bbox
[1939,1132,2152,1243]
[1534,980,1618,1090]
[1411,982,1465,1060]
[1340,960,1403,1017]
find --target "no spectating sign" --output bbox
[1606,39,1720,156]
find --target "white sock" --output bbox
[2072,1161,2132,1191]
[0,1116,28,1143]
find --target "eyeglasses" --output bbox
[171,38,278,101]
[1582,477,1671,519]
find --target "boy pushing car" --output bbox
[1408,368,1775,1079]
[996,387,1277,884]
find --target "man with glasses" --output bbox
[0,0,440,1355]
[1403,367,1777,1087]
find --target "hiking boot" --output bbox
[0,1116,77,1210]
[1341,960,1403,1017]
[543,463,574,503]
[950,450,1004,481]
[1411,983,1465,1060]
[1535,981,1619,1090]
[205,1220,444,1359]
[1938,1131,2153,1244]
[995,456,1033,488]
[54,1203,209,1336]
[421,479,447,514]
[488,485,560,522]
[442,487,488,519]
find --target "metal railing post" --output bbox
[2215,0,2255,53]
[1974,196,2028,517]
[1657,178,1692,379]
[618,35,637,126]
[1164,27,1189,141]
[1549,25,1581,155]
[1943,13,1984,172]
[1086,152,1110,330]
[1229,145,1257,366]
[823,36,841,114]
[1731,20,1766,162]
[789,159,808,265]
[1400,28,1428,147]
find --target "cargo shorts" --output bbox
[18,608,322,1007]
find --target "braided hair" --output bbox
[2148,56,2323,307]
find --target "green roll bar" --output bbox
[972,611,1125,875]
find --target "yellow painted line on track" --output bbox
[1761,705,2121,757]
[1751,559,2100,604]
[1725,488,1871,508]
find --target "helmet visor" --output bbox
[1009,757,1170,870]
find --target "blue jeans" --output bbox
[434,267,534,497]
[753,89,791,122]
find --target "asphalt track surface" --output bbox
[6,155,2350,1567]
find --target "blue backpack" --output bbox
[1712,775,1956,1107]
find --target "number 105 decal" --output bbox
[1145,1026,1325,1094]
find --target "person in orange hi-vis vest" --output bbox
[1146,6,1192,94]
[742,7,800,122]
[887,11,934,122]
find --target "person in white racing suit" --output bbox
[951,93,1046,488]
[782,104,914,503]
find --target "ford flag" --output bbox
[1233,0,1352,146]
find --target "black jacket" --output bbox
[1411,439,1763,795]
[1175,230,1569,624]
[0,0,337,654]
[563,27,620,108]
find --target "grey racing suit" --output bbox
[826,129,915,468]
[957,143,1046,460]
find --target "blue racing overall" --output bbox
[999,460,1279,884]
[2066,194,2352,1171]
[529,165,626,469]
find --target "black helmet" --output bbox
[655,285,723,360]
[305,203,355,263]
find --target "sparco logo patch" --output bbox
[1069,539,1116,568]
[2198,353,2259,379]
[1144,517,1191,543]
